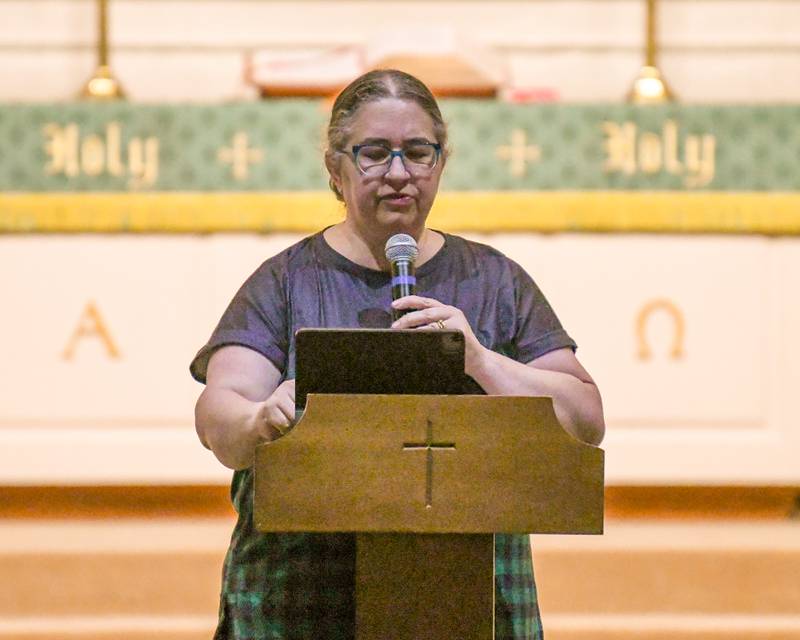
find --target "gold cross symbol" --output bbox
[495,129,541,177]
[217,132,264,181]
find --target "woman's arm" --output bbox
[195,345,295,470]
[391,296,605,446]
[468,346,604,445]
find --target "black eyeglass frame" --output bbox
[349,142,442,175]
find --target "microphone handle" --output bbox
[390,259,416,321]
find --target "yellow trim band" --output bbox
[1,191,799,234]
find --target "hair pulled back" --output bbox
[325,69,448,201]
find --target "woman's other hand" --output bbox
[257,379,296,439]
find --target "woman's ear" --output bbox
[324,151,343,194]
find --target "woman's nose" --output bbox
[384,154,411,181]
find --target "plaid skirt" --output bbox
[215,471,543,640]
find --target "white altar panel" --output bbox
[0,234,306,484]
[0,233,797,485]
[1,236,210,425]
[481,233,796,484]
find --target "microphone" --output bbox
[384,233,419,321]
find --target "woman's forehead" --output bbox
[347,98,436,142]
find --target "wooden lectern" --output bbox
[254,393,604,640]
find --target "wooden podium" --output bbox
[254,393,604,640]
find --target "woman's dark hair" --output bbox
[325,69,448,201]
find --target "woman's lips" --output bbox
[380,194,413,206]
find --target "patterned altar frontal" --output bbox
[1,101,799,233]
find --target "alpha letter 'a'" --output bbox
[62,301,121,360]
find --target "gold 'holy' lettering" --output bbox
[603,120,715,188]
[43,122,159,188]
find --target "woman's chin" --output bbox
[376,199,427,220]
[376,210,426,235]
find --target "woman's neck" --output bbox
[323,222,443,271]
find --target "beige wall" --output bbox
[1,233,799,485]
[2,0,799,102]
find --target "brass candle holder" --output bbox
[80,0,125,100]
[628,0,674,104]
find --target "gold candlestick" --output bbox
[80,0,125,99]
[628,0,674,104]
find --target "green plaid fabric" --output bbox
[213,471,543,640]
[495,533,543,640]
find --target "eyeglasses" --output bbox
[350,142,442,176]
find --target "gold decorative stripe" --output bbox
[0,192,344,233]
[434,191,800,234]
[1,191,799,234]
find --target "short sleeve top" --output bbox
[191,230,575,383]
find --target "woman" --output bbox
[191,69,604,640]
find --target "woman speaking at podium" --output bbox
[191,69,604,640]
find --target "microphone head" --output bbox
[384,233,419,264]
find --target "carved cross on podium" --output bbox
[402,418,456,508]
[255,394,604,534]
